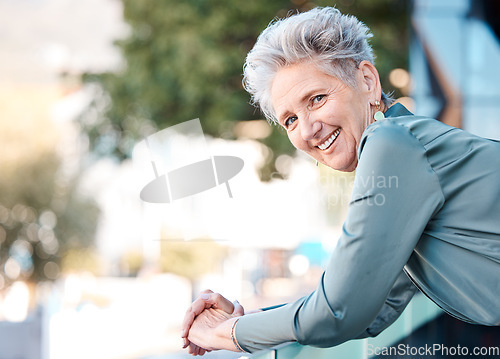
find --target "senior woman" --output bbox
[181,6,500,355]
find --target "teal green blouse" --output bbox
[235,103,500,353]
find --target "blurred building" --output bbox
[389,0,500,353]
[411,0,500,138]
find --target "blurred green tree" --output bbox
[0,131,99,291]
[81,0,408,180]
[159,240,228,283]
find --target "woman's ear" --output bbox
[358,60,381,100]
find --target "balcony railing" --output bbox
[251,293,443,359]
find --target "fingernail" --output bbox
[200,293,210,300]
[181,329,186,337]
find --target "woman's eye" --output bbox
[313,95,326,103]
[284,116,297,128]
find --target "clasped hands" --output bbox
[181,289,245,356]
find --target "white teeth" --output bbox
[318,129,340,150]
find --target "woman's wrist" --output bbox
[213,316,246,352]
[230,318,246,352]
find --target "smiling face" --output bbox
[271,60,382,172]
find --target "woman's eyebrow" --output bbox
[299,88,325,103]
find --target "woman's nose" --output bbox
[300,114,322,141]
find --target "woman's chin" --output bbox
[322,155,357,172]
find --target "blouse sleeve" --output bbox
[235,122,445,353]
[354,269,417,339]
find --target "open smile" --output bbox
[317,129,341,150]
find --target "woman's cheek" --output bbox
[288,133,302,150]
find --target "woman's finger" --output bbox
[232,300,245,317]
[187,342,195,355]
[203,292,235,313]
[188,342,203,356]
[181,297,211,337]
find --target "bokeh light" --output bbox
[389,68,411,90]
[288,254,310,276]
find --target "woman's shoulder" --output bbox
[359,104,500,175]
[359,104,456,158]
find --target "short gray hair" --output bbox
[243,7,391,122]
